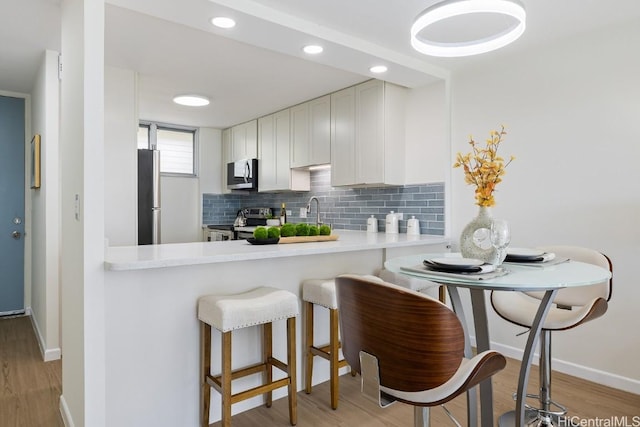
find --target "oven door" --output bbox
[235,230,254,240]
[205,230,233,242]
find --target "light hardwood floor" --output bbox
[1,315,638,427]
[211,356,639,426]
[0,315,63,427]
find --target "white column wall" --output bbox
[449,20,640,391]
[59,0,106,425]
[104,66,137,247]
[29,49,61,361]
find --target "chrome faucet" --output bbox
[306,196,322,226]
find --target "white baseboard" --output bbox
[27,307,62,362]
[473,336,640,395]
[60,395,74,427]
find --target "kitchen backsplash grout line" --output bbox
[202,169,445,235]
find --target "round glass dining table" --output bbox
[384,252,611,427]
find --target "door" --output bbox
[0,95,26,315]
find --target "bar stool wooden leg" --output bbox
[287,316,298,426]
[329,308,340,410]
[263,322,273,408]
[201,322,212,427]
[304,301,314,394]
[220,331,232,427]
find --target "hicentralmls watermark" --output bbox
[559,416,640,427]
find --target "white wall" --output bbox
[29,50,61,361]
[160,175,200,243]
[59,0,106,425]
[450,20,640,392]
[104,66,137,246]
[103,77,220,245]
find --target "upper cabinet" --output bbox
[230,120,257,161]
[331,80,407,187]
[290,95,331,168]
[258,109,310,192]
[221,128,232,194]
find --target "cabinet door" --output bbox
[258,110,298,192]
[244,120,257,158]
[290,102,309,168]
[221,128,232,194]
[330,87,356,186]
[309,95,331,165]
[231,120,257,161]
[355,80,385,184]
[273,109,291,189]
[258,114,276,190]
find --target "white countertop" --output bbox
[105,230,449,271]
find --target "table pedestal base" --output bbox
[499,410,580,427]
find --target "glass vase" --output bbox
[460,206,498,263]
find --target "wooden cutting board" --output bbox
[278,234,339,244]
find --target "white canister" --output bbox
[366,215,378,233]
[407,215,420,235]
[385,211,399,234]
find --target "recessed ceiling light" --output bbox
[303,45,324,55]
[211,16,236,29]
[369,65,388,74]
[410,0,526,57]
[173,95,210,107]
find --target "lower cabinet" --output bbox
[258,109,310,192]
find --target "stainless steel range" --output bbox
[233,207,273,239]
[203,224,234,241]
[203,207,274,241]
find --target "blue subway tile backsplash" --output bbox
[202,169,445,235]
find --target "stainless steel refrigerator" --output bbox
[137,149,161,245]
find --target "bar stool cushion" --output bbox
[198,287,299,332]
[302,275,382,309]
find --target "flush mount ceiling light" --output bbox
[211,16,236,29]
[173,95,210,107]
[369,65,388,74]
[411,0,526,57]
[303,45,324,55]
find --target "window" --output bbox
[138,122,197,176]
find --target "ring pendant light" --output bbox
[411,0,526,57]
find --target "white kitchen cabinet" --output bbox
[330,86,356,186]
[231,119,257,161]
[221,128,232,194]
[258,109,310,192]
[330,79,407,186]
[290,95,331,168]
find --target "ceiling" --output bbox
[3,0,640,129]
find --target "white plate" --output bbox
[429,257,484,268]
[506,248,545,257]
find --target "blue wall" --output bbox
[203,169,445,235]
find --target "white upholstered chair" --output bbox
[490,245,612,426]
[336,274,506,427]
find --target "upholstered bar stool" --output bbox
[302,275,382,409]
[198,287,299,427]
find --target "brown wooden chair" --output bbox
[335,274,506,427]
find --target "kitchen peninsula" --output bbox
[103,230,449,426]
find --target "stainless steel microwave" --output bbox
[227,159,258,190]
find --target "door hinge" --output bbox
[58,54,62,80]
